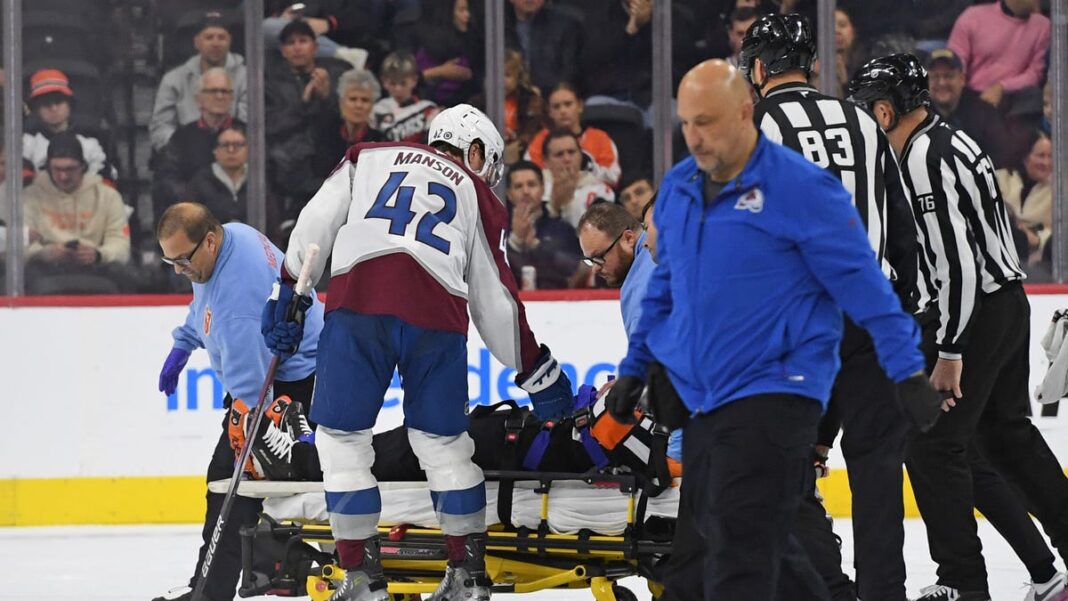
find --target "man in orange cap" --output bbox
[23,68,118,185]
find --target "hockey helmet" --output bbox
[428,104,505,187]
[739,13,816,84]
[846,53,931,116]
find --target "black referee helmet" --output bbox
[739,13,816,91]
[846,53,931,118]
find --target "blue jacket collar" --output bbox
[670,133,770,204]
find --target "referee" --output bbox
[739,15,919,601]
[849,54,1068,601]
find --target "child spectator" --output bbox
[372,51,439,144]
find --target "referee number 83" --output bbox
[797,127,855,169]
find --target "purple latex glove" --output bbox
[158,348,191,395]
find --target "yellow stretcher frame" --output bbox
[243,470,672,601]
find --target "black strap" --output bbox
[645,426,672,497]
[496,403,531,526]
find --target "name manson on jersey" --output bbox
[393,151,467,186]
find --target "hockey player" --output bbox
[153,202,324,601]
[848,54,1068,601]
[261,104,575,601]
[739,15,919,601]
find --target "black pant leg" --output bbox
[976,289,1068,564]
[792,484,857,601]
[906,297,1018,593]
[659,418,710,601]
[970,443,1057,583]
[833,320,911,601]
[693,395,826,601]
[190,405,264,601]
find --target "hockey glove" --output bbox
[605,375,644,424]
[261,280,313,356]
[895,371,944,433]
[516,345,575,421]
[647,361,689,430]
[158,347,191,395]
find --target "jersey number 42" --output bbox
[366,171,457,254]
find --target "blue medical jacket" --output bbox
[618,135,923,414]
[172,223,324,403]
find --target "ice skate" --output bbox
[228,397,298,480]
[149,585,191,601]
[1025,572,1068,601]
[427,535,491,601]
[327,568,390,601]
[914,584,991,601]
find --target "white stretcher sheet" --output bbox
[208,479,680,536]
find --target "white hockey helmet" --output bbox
[428,103,505,187]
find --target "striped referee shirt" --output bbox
[755,83,918,308]
[899,112,1024,358]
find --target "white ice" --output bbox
[0,518,1057,600]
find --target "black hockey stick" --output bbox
[191,244,320,601]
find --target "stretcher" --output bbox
[214,470,679,600]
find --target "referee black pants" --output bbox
[660,394,828,601]
[189,374,316,601]
[828,318,912,601]
[907,284,1068,592]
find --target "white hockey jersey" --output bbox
[283,142,543,373]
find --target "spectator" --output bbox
[185,124,251,226]
[502,49,545,165]
[505,160,586,289]
[153,68,244,220]
[926,48,1014,167]
[726,7,758,69]
[23,69,118,184]
[372,51,439,144]
[23,133,131,293]
[617,172,654,221]
[833,7,865,98]
[263,5,371,69]
[265,19,347,201]
[150,11,248,151]
[415,0,482,107]
[909,0,973,52]
[997,129,1053,267]
[525,83,622,187]
[948,0,1050,110]
[541,129,615,228]
[576,0,653,110]
[312,69,386,179]
[505,0,582,95]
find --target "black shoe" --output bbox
[913,584,991,601]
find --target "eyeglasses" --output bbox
[161,234,207,267]
[200,88,234,96]
[216,141,247,151]
[582,230,626,267]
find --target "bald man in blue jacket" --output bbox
[605,60,941,601]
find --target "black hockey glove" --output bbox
[895,371,944,433]
[647,361,689,431]
[605,375,644,424]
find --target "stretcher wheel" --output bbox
[612,584,638,601]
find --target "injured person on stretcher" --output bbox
[225,385,858,601]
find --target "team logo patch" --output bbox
[734,188,765,213]
[204,308,212,336]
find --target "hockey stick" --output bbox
[192,243,320,601]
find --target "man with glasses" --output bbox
[22,131,131,294]
[185,123,253,227]
[153,68,244,222]
[151,11,248,151]
[541,129,615,228]
[153,201,324,601]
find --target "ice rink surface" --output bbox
[0,518,1058,600]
